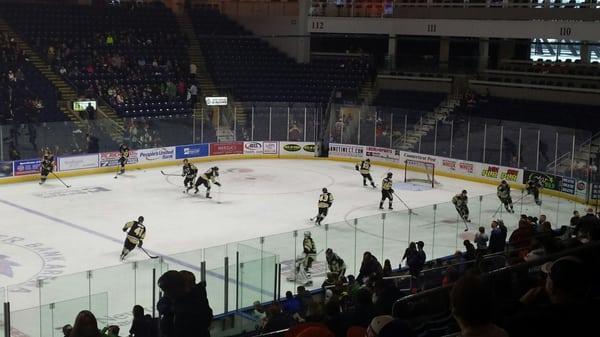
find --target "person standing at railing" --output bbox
[489,220,507,253]
[475,226,489,254]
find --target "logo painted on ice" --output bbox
[0,235,66,292]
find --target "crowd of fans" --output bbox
[240,207,599,337]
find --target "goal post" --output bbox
[404,159,435,188]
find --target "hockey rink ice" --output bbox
[0,158,580,334]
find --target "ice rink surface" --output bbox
[0,158,577,333]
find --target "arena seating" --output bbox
[189,7,371,103]
[0,2,193,118]
[373,89,446,111]
[0,32,62,123]
[457,95,598,131]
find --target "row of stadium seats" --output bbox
[0,2,192,119]
[190,7,372,103]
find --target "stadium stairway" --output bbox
[176,12,246,141]
[395,95,461,151]
[0,17,124,143]
[358,79,375,105]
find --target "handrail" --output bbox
[546,130,600,172]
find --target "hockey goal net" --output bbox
[404,159,435,188]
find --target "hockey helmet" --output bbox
[322,187,328,193]
[462,190,467,194]
[501,180,507,184]
[304,231,311,237]
[366,158,370,162]
[387,172,393,177]
[183,159,189,164]
[138,216,144,223]
[326,248,333,255]
[212,166,219,176]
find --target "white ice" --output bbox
[0,158,578,335]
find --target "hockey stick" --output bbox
[139,246,159,259]
[461,217,470,231]
[160,170,180,177]
[217,185,222,204]
[492,203,503,218]
[51,172,71,188]
[392,191,418,215]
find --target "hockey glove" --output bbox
[215,182,222,187]
[355,165,359,171]
[138,240,143,248]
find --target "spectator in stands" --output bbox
[357,251,383,285]
[305,300,326,323]
[342,287,375,328]
[189,63,197,79]
[575,207,600,238]
[101,325,120,337]
[570,210,580,228]
[536,214,547,231]
[295,285,313,318]
[509,219,535,255]
[463,240,476,261]
[401,242,417,268]
[505,256,595,337]
[366,315,394,337]
[71,310,102,337]
[8,142,20,161]
[252,301,268,329]
[157,270,213,337]
[451,274,508,337]
[262,303,294,334]
[129,305,151,337]
[188,83,198,107]
[488,220,507,253]
[86,134,100,153]
[382,259,392,277]
[373,279,402,316]
[324,298,345,337]
[282,290,303,321]
[474,226,489,253]
[345,275,360,297]
[86,102,96,120]
[62,324,73,337]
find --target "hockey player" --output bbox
[315,187,334,226]
[120,216,146,261]
[193,166,221,198]
[181,159,198,191]
[39,151,54,185]
[526,176,543,206]
[302,231,316,277]
[117,143,129,175]
[379,172,394,210]
[497,180,514,213]
[355,158,376,188]
[452,190,471,226]
[325,248,346,279]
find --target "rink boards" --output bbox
[0,141,594,204]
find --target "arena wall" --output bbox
[0,141,595,205]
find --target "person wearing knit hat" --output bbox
[367,315,394,337]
